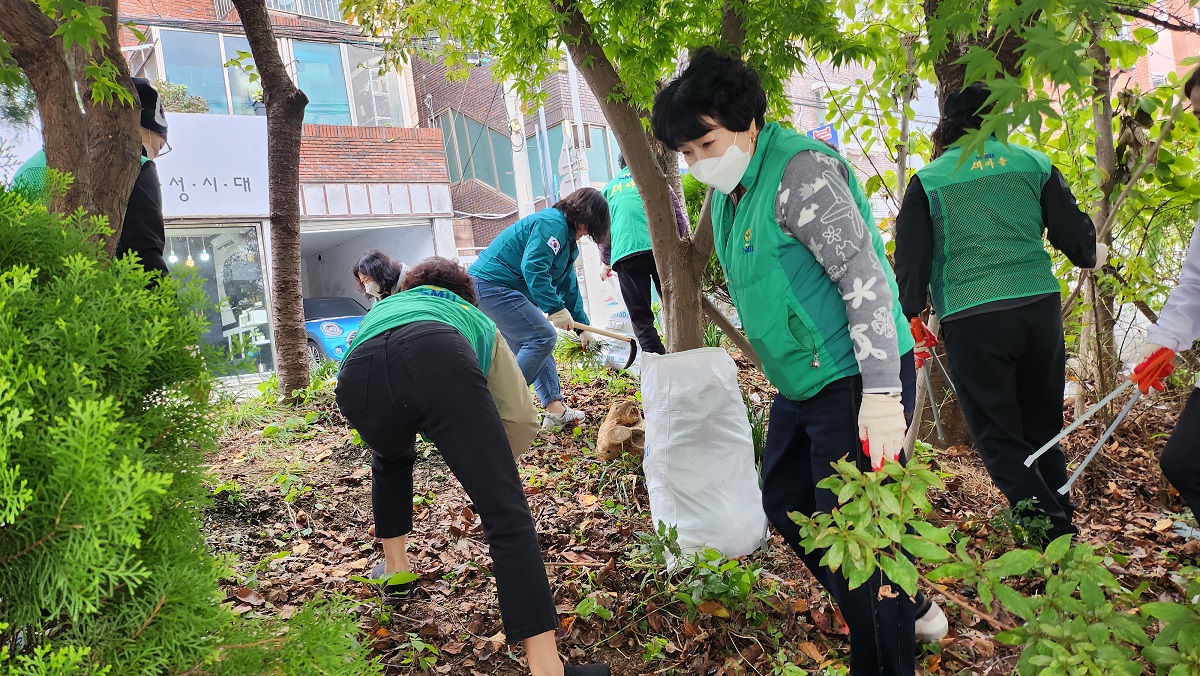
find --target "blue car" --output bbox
[304,296,368,363]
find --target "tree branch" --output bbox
[919,572,1016,633]
[1111,5,1200,33]
[85,0,142,253]
[702,295,761,369]
[0,0,91,211]
[720,0,747,56]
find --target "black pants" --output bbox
[334,322,557,643]
[939,295,1077,540]
[761,352,917,676]
[612,250,666,355]
[1163,389,1200,518]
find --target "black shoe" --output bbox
[370,560,415,606]
[564,665,610,676]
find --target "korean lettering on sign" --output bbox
[167,175,253,203]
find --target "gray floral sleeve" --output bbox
[775,150,902,393]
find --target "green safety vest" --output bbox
[602,168,653,264]
[12,150,147,204]
[344,285,497,373]
[917,138,1060,318]
[711,122,913,401]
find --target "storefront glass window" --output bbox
[165,224,274,376]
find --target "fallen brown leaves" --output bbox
[204,368,1197,674]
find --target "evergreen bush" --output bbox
[0,183,378,675]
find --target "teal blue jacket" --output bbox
[469,208,590,323]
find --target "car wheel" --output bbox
[307,340,326,366]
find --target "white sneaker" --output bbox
[915,600,949,643]
[542,407,585,430]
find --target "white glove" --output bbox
[857,393,907,471]
[1138,341,1166,361]
[578,330,596,349]
[1086,242,1109,271]
[548,309,574,331]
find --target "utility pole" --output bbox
[502,79,535,217]
[565,52,591,187]
[537,105,559,202]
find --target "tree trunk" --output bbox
[232,0,311,399]
[557,0,712,351]
[1,0,141,246]
[1081,24,1121,417]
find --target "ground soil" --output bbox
[204,351,1196,675]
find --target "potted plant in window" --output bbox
[251,87,265,116]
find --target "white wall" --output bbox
[301,224,436,299]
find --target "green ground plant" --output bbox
[793,458,1200,675]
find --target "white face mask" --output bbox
[363,280,382,300]
[688,131,753,194]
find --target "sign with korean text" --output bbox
[806,123,839,150]
[154,113,269,219]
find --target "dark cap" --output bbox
[944,83,993,119]
[132,77,168,138]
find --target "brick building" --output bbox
[1119,0,1200,92]
[111,0,454,372]
[413,56,624,250]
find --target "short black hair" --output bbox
[350,249,405,298]
[617,153,626,170]
[553,187,610,243]
[651,47,767,151]
[1186,67,1200,98]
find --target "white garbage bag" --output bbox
[641,348,768,564]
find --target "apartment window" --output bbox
[222,35,259,116]
[1151,71,1167,88]
[156,29,407,127]
[293,41,352,125]
[436,110,518,200]
[160,29,229,114]
[348,46,405,127]
[265,0,345,22]
[586,124,613,183]
[527,124,566,201]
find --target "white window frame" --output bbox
[151,27,414,129]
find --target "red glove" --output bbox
[910,317,938,369]
[1130,346,1175,394]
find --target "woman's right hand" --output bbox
[548,309,574,331]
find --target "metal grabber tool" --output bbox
[1058,388,1141,494]
[1024,379,1134,467]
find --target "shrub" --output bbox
[0,186,379,674]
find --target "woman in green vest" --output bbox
[893,84,1104,545]
[335,257,607,676]
[652,48,944,675]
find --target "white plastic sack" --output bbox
[641,348,768,563]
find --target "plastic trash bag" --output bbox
[641,348,768,564]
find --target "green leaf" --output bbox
[1132,26,1158,44]
[1042,534,1072,564]
[1141,602,1199,624]
[910,519,953,545]
[901,534,952,563]
[987,548,1041,577]
[1142,646,1182,667]
[878,553,918,596]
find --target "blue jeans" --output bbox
[760,351,918,675]
[472,276,562,407]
